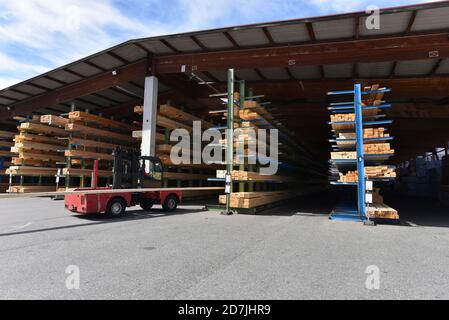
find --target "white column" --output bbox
[142,76,158,157]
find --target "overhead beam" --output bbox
[153,33,449,74]
[195,76,449,100]
[1,59,148,121]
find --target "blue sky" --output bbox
[0,0,439,89]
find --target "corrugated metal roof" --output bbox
[359,11,412,36]
[357,62,394,78]
[436,58,449,74]
[323,64,353,78]
[411,6,449,31]
[289,66,322,79]
[192,33,233,49]
[229,29,270,47]
[1,1,448,113]
[313,18,355,40]
[394,59,436,76]
[266,24,310,43]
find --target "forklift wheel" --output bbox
[140,199,154,211]
[106,198,127,218]
[162,195,178,212]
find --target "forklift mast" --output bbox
[112,147,164,190]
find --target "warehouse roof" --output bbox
[1,1,448,114]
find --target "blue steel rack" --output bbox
[327,84,396,222]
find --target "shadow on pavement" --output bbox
[0,207,201,237]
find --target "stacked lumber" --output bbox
[364,143,394,154]
[338,166,396,182]
[0,130,15,192]
[7,121,66,193]
[337,128,389,142]
[218,191,296,209]
[135,104,221,186]
[61,111,139,189]
[230,170,294,182]
[330,114,355,122]
[366,204,399,220]
[331,143,394,159]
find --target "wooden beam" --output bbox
[20,122,68,136]
[68,111,139,131]
[65,123,135,143]
[153,33,449,74]
[65,149,114,161]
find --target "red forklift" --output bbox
[65,147,182,218]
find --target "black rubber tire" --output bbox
[162,195,178,212]
[139,199,154,211]
[105,198,127,218]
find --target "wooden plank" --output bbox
[0,186,224,198]
[0,150,15,157]
[69,138,118,150]
[40,115,70,127]
[157,115,192,132]
[159,104,214,128]
[11,158,55,167]
[62,168,113,177]
[17,152,65,162]
[7,186,56,193]
[14,141,61,152]
[0,141,13,148]
[156,144,172,154]
[132,130,165,142]
[65,149,114,161]
[68,111,139,132]
[0,130,16,139]
[6,166,58,176]
[14,132,65,145]
[20,122,68,136]
[65,123,134,143]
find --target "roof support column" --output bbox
[142,76,159,157]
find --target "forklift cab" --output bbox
[112,147,164,189]
[140,156,163,184]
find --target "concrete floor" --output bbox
[0,194,448,300]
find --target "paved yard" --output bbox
[0,194,448,299]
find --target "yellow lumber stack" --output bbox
[7,121,66,193]
[366,204,399,220]
[0,130,15,192]
[219,191,296,209]
[338,166,396,182]
[231,170,293,182]
[331,143,394,159]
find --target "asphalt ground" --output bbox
[0,194,448,299]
